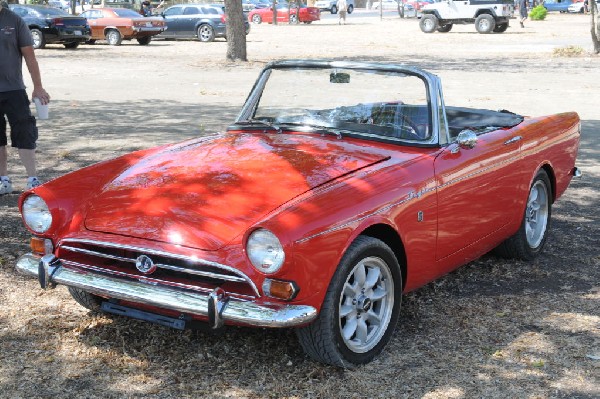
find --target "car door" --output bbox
[81,9,103,39]
[179,6,202,36]
[162,6,185,37]
[433,127,524,263]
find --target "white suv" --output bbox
[314,0,355,14]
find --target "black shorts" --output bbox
[0,90,38,150]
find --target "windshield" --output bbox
[247,67,432,142]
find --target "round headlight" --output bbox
[22,195,52,233]
[247,229,285,274]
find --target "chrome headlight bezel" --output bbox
[246,228,285,274]
[22,194,53,234]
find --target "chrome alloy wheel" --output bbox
[338,256,394,353]
[525,180,549,249]
[478,19,491,32]
[31,31,42,48]
[198,25,213,41]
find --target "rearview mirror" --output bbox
[330,72,350,84]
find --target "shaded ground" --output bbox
[0,12,599,399]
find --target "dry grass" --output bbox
[1,12,599,399]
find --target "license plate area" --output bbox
[101,301,186,330]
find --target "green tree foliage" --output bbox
[529,5,547,20]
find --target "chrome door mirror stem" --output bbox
[457,130,478,149]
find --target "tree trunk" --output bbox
[591,0,600,53]
[272,0,278,25]
[224,0,247,61]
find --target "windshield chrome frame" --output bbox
[236,60,444,147]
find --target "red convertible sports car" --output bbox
[248,3,320,24]
[16,60,581,368]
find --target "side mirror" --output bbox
[457,130,477,149]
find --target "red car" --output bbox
[16,60,580,368]
[248,3,320,24]
[79,7,166,45]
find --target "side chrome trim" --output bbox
[59,238,259,296]
[16,254,317,328]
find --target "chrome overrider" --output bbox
[16,253,318,329]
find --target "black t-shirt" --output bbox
[0,7,34,92]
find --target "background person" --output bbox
[337,0,347,24]
[0,0,50,195]
[518,0,527,28]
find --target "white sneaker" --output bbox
[26,177,42,190]
[0,177,13,195]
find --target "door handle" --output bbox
[504,135,522,145]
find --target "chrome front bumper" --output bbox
[16,253,317,329]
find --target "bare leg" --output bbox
[0,146,7,176]
[18,148,36,177]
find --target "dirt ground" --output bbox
[1,11,599,399]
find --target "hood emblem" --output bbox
[135,255,157,274]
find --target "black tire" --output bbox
[137,36,152,45]
[252,13,262,24]
[197,24,215,42]
[493,22,508,33]
[494,170,552,261]
[63,41,80,49]
[105,29,122,45]
[347,4,354,13]
[331,5,338,14]
[30,28,46,49]
[85,39,96,45]
[475,14,495,34]
[68,287,102,311]
[419,14,438,33]
[437,23,453,32]
[296,236,403,368]
[303,21,312,24]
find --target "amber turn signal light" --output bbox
[30,237,52,255]
[263,279,299,301]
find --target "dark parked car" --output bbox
[8,4,90,49]
[158,3,250,42]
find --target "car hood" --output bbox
[84,133,389,250]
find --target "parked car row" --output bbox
[9,3,252,49]
[247,2,321,24]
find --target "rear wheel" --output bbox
[494,170,552,260]
[419,14,438,33]
[331,5,338,14]
[252,13,262,24]
[296,236,402,368]
[347,4,354,13]
[63,41,80,49]
[289,13,298,24]
[437,23,453,32]
[493,22,509,33]
[68,287,102,311]
[30,29,46,49]
[105,29,122,45]
[197,24,215,42]
[475,14,495,34]
[137,36,152,45]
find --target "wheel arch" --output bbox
[474,8,496,18]
[360,223,407,291]
[103,26,120,35]
[422,10,442,19]
[539,163,557,203]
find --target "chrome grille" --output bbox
[57,238,259,298]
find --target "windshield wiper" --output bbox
[233,119,282,133]
[277,122,343,139]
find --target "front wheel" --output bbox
[68,287,102,311]
[493,170,552,260]
[251,13,262,24]
[289,13,298,24]
[419,14,438,33]
[475,14,495,34]
[347,4,354,13]
[197,24,215,42]
[331,5,338,14]
[296,236,402,368]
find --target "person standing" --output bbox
[518,0,528,28]
[0,0,50,195]
[337,0,347,25]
